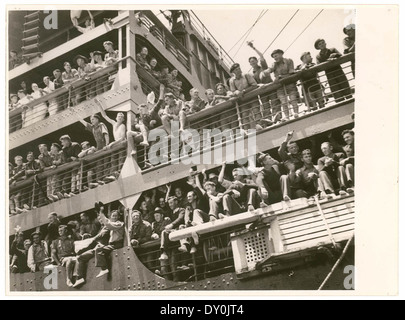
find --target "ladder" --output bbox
[21,11,42,62]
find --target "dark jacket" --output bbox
[62,142,81,163]
[129,220,152,245]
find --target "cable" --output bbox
[228,10,268,54]
[262,9,300,55]
[231,10,268,60]
[285,10,324,53]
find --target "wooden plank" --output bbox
[283,225,355,246]
[280,208,354,231]
[281,217,355,240]
[277,199,354,223]
[279,203,355,226]
[281,214,355,236]
[285,231,354,251]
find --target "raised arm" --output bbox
[278,131,294,162]
[88,11,95,28]
[218,162,226,184]
[70,108,89,127]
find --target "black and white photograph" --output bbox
[4,4,399,297]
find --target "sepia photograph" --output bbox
[4,4,398,296]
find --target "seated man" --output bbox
[292,149,330,199]
[159,196,185,260]
[218,161,260,216]
[297,52,325,111]
[194,176,225,221]
[129,210,152,248]
[151,208,171,240]
[80,212,101,239]
[256,153,286,205]
[161,92,187,137]
[229,63,260,131]
[27,231,51,272]
[74,206,124,286]
[340,129,355,188]
[278,131,303,200]
[127,84,165,156]
[317,142,353,196]
[51,225,77,287]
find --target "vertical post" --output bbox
[235,101,244,132]
[78,160,84,193]
[300,79,312,111]
[118,25,123,70]
[31,181,36,209]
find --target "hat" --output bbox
[48,212,58,218]
[10,93,18,99]
[24,239,32,245]
[215,82,226,90]
[271,49,284,58]
[91,114,101,121]
[103,41,113,46]
[258,153,269,165]
[300,52,311,61]
[31,231,42,238]
[343,24,355,35]
[229,63,240,73]
[51,142,62,150]
[167,196,178,202]
[53,69,61,73]
[92,50,103,56]
[154,207,164,215]
[59,134,71,142]
[58,225,68,230]
[74,55,88,64]
[314,39,325,50]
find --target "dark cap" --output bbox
[343,24,355,35]
[93,50,103,56]
[59,134,71,142]
[258,153,269,165]
[229,63,240,73]
[58,225,68,230]
[300,52,311,61]
[271,49,284,57]
[10,93,18,99]
[91,114,101,121]
[74,55,88,64]
[154,207,164,215]
[103,41,113,46]
[314,39,325,50]
[51,142,62,150]
[31,231,42,238]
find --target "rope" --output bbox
[314,195,336,247]
[285,10,324,53]
[318,234,354,290]
[262,9,300,55]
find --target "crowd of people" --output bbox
[9,100,126,216]
[9,19,356,284]
[9,40,119,130]
[10,127,355,284]
[9,24,356,216]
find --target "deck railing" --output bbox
[9,57,129,133]
[138,11,191,72]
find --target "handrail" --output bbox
[186,53,354,123]
[9,141,126,194]
[9,56,130,119]
[141,11,190,59]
